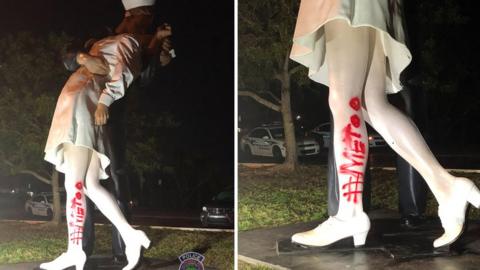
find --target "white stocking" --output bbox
[360,23,480,248]
[83,149,150,270]
[361,30,454,203]
[291,20,373,247]
[64,144,90,253]
[325,20,373,220]
[40,143,88,270]
[83,151,132,236]
[40,144,150,270]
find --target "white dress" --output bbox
[44,34,142,179]
[290,0,412,94]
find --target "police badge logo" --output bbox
[178,251,205,270]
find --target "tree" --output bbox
[124,89,221,209]
[409,0,480,147]
[238,0,308,171]
[0,32,71,224]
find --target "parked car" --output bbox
[367,133,387,147]
[310,122,331,149]
[24,192,66,218]
[240,124,320,159]
[310,122,387,148]
[200,188,234,228]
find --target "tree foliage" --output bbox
[414,0,470,94]
[125,88,181,177]
[239,0,310,171]
[0,32,72,224]
[0,32,71,181]
[409,0,480,146]
[238,0,307,91]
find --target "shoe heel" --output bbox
[467,184,480,208]
[353,231,368,247]
[142,237,151,249]
[139,230,151,249]
[75,252,86,270]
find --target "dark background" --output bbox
[0,0,234,210]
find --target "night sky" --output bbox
[0,0,234,204]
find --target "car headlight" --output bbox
[202,206,207,211]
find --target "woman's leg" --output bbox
[361,32,453,202]
[292,20,373,246]
[83,151,150,270]
[362,30,480,247]
[40,143,89,270]
[83,152,131,235]
[325,20,373,221]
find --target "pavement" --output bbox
[239,210,480,270]
[0,255,215,270]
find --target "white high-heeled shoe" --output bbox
[291,212,370,247]
[434,177,480,248]
[122,229,151,270]
[39,249,86,270]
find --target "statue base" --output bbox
[239,216,480,269]
[275,218,480,260]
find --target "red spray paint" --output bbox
[68,181,85,245]
[339,97,367,204]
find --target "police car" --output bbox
[24,192,66,218]
[240,124,320,159]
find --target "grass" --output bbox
[238,261,273,270]
[238,164,480,268]
[239,164,480,231]
[0,222,233,269]
[239,165,329,231]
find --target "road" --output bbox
[0,197,232,229]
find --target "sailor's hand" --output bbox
[77,53,109,75]
[162,38,172,51]
[155,23,172,41]
[95,103,109,125]
[159,51,172,66]
[159,38,173,66]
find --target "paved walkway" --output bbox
[239,211,480,270]
[0,255,212,270]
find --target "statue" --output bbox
[289,0,480,248]
[41,0,172,269]
[61,4,173,265]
